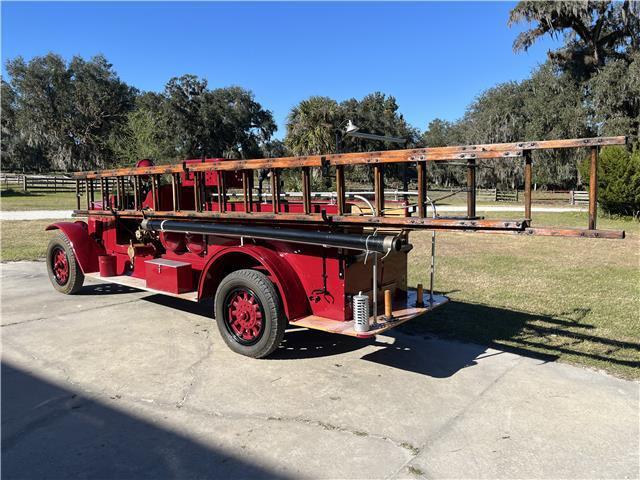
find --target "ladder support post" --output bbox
[466,159,476,219]
[336,165,346,215]
[104,177,110,209]
[171,174,178,211]
[100,178,106,210]
[524,150,532,221]
[417,161,427,218]
[90,179,95,207]
[193,172,202,212]
[374,165,384,216]
[589,146,599,230]
[218,172,227,213]
[302,167,311,215]
[271,169,280,213]
[150,175,158,210]
[242,171,250,213]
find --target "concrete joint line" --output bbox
[386,357,525,479]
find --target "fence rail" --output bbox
[570,190,590,205]
[0,173,117,193]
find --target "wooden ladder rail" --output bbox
[71,135,625,237]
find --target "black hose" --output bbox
[141,219,403,253]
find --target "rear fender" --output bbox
[198,245,310,321]
[45,221,105,273]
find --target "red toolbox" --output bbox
[144,258,193,294]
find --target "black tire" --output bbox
[46,233,85,294]
[214,269,285,358]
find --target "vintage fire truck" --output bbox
[46,136,626,358]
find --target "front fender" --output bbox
[198,245,310,321]
[46,221,105,273]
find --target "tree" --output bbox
[420,61,591,189]
[285,93,416,184]
[340,92,417,153]
[509,1,640,162]
[588,50,640,144]
[420,119,466,187]
[285,96,343,156]
[160,75,276,160]
[4,53,135,171]
[509,1,640,79]
[109,106,165,165]
[579,146,640,216]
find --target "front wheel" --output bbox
[46,233,84,294]
[214,269,285,358]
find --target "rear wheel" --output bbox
[214,269,285,358]
[46,233,84,294]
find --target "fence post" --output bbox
[22,176,27,192]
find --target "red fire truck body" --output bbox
[45,137,626,358]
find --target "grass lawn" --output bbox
[0,219,70,261]
[406,212,639,379]
[1,212,638,379]
[0,190,77,211]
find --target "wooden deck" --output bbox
[291,290,449,338]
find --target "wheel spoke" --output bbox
[223,288,265,345]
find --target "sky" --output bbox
[1,1,561,138]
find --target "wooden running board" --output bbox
[291,290,449,338]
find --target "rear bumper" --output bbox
[290,289,449,338]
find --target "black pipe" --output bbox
[141,219,404,253]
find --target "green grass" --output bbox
[2,212,638,379]
[0,219,68,261]
[0,189,77,211]
[405,212,640,379]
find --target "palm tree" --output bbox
[285,96,343,155]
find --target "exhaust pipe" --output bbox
[141,219,404,254]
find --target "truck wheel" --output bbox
[215,269,285,358]
[46,233,85,294]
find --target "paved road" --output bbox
[1,205,587,221]
[2,261,638,479]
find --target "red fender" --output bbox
[45,221,105,274]
[198,245,310,321]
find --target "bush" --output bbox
[579,146,640,217]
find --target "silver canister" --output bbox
[353,291,370,332]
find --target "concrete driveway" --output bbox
[2,261,638,479]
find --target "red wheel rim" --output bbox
[224,288,265,345]
[51,246,69,285]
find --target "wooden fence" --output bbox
[1,173,86,193]
[477,188,519,202]
[570,190,590,205]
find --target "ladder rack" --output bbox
[72,136,627,239]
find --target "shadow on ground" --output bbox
[1,360,290,479]
[87,285,640,377]
[76,283,139,295]
[399,299,640,371]
[0,189,41,198]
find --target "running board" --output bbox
[85,272,198,302]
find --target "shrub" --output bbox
[579,146,640,217]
